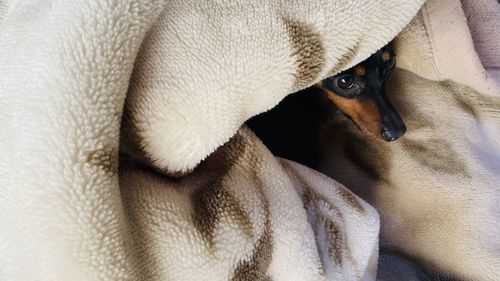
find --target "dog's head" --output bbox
[317,44,406,141]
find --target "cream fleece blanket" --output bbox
[318,0,500,280]
[0,1,424,280]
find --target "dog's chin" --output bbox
[363,130,384,141]
[351,122,383,141]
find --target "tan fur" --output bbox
[354,65,366,76]
[382,51,391,61]
[324,90,383,139]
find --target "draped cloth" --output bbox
[3,0,497,280]
[318,1,500,280]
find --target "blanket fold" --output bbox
[121,0,424,175]
[318,1,500,280]
[0,0,429,280]
[120,127,380,280]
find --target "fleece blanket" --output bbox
[0,0,425,280]
[318,0,500,280]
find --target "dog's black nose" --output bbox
[381,125,406,142]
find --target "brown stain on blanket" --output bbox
[283,17,325,91]
[401,138,471,177]
[191,174,254,248]
[191,133,254,250]
[291,160,366,215]
[306,189,350,271]
[86,146,118,176]
[451,82,500,120]
[282,160,365,273]
[231,217,273,281]
[230,130,274,281]
[324,219,344,267]
[302,189,345,271]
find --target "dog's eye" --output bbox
[336,75,355,89]
[385,56,396,71]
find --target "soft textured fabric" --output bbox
[120,128,380,280]
[0,0,424,280]
[460,0,500,84]
[318,0,500,280]
[121,0,424,175]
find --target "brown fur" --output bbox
[382,51,391,61]
[355,65,366,76]
[324,90,382,138]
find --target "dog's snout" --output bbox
[379,104,406,142]
[381,124,406,141]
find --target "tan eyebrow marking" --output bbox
[324,90,382,138]
[354,65,366,76]
[382,51,391,61]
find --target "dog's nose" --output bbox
[381,125,406,142]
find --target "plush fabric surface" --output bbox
[120,128,380,280]
[318,0,500,280]
[121,0,424,175]
[0,0,424,280]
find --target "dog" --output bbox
[247,43,405,167]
